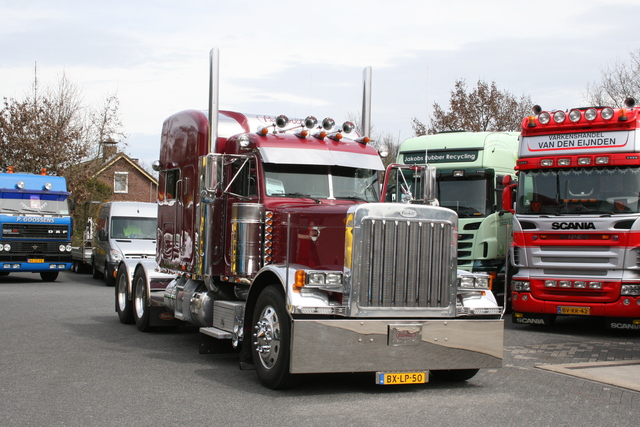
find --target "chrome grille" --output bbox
[354,218,454,309]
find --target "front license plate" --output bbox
[558,306,591,316]
[376,372,427,385]
[28,259,44,263]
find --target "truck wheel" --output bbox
[116,264,134,324]
[430,369,479,382]
[132,269,151,332]
[104,263,115,287]
[251,285,298,389]
[92,258,102,279]
[40,271,59,282]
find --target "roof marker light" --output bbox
[585,108,597,120]
[16,181,25,189]
[327,131,343,142]
[294,129,308,139]
[313,130,327,140]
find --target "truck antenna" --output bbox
[425,65,429,161]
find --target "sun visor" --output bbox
[258,146,384,170]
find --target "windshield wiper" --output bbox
[279,192,322,203]
[335,195,369,202]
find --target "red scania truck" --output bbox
[115,49,504,389]
[503,98,640,330]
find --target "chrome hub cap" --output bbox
[253,305,281,369]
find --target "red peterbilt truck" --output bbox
[503,98,640,330]
[115,49,504,389]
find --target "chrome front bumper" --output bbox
[290,318,503,374]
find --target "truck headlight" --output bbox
[621,284,640,296]
[110,249,123,262]
[512,280,531,292]
[295,270,344,291]
[457,273,490,289]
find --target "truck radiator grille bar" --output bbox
[2,224,69,239]
[355,218,453,308]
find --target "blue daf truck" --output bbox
[0,169,73,281]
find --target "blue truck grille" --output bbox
[2,224,69,239]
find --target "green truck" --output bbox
[397,131,519,304]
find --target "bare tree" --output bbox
[86,93,127,159]
[412,79,532,136]
[0,72,124,242]
[0,74,88,174]
[584,48,640,107]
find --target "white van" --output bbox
[92,202,157,286]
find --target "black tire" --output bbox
[132,269,151,332]
[104,263,115,287]
[430,369,479,382]
[92,258,102,279]
[116,264,134,324]
[251,285,298,389]
[40,271,59,282]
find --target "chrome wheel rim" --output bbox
[253,305,281,369]
[117,275,127,311]
[134,278,145,319]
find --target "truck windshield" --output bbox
[111,217,157,239]
[517,167,640,215]
[264,164,379,202]
[438,178,490,217]
[0,196,70,215]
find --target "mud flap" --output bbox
[149,306,184,327]
[512,312,555,326]
[606,318,640,331]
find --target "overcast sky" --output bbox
[1,0,638,166]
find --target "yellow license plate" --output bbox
[558,306,591,315]
[376,372,427,385]
[28,259,44,263]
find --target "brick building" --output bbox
[94,141,157,203]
